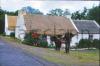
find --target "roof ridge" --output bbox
[73,20,94,22]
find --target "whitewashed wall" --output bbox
[5,14,14,35]
[15,15,26,41]
[71,34,100,46]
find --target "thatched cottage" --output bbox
[5,14,17,35]
[15,12,78,45]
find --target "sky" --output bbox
[0,0,100,14]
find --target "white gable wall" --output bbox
[71,34,100,46]
[15,15,26,41]
[5,14,14,35]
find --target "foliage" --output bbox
[63,9,71,16]
[71,7,87,20]
[92,39,100,49]
[77,39,100,49]
[39,40,48,48]
[10,32,15,38]
[22,33,48,47]
[71,5,100,25]
[0,9,5,34]
[0,32,6,36]
[38,34,48,48]
[22,32,34,46]
[47,8,70,16]
[87,5,100,25]
[77,39,91,48]
[21,6,43,15]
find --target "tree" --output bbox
[63,32,74,53]
[0,9,5,34]
[47,8,63,16]
[71,11,81,20]
[87,5,100,25]
[80,7,87,19]
[71,5,100,25]
[21,6,43,15]
[71,7,87,20]
[63,9,70,16]
[47,8,70,16]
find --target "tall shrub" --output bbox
[22,32,34,46]
[93,39,100,49]
[77,39,100,49]
[77,39,92,48]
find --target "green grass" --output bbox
[70,50,99,62]
[40,48,99,65]
[0,36,22,43]
[43,49,99,63]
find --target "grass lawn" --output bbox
[1,36,99,66]
[70,50,99,62]
[1,36,22,43]
[44,48,99,65]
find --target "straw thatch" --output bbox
[24,14,77,35]
[8,16,17,31]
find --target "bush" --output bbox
[22,32,34,46]
[10,32,15,38]
[39,40,48,48]
[77,39,89,48]
[0,32,6,36]
[22,33,48,48]
[77,39,92,48]
[92,39,100,49]
[77,39,100,49]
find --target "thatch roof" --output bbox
[7,16,17,31]
[24,14,77,35]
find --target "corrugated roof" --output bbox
[8,16,17,31]
[73,20,100,34]
[24,14,77,35]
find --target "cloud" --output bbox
[38,1,99,14]
[1,0,99,14]
[1,0,26,11]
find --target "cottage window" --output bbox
[89,34,93,40]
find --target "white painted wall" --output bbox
[5,14,14,35]
[15,15,26,41]
[71,34,100,46]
